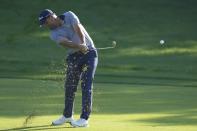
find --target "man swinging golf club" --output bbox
[38,9,98,127]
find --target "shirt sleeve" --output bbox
[50,33,64,44]
[68,11,80,26]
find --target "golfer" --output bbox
[38,9,98,127]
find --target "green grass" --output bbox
[1,0,197,130]
[0,78,197,131]
[1,0,197,80]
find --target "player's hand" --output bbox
[78,44,88,54]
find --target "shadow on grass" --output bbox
[0,124,73,131]
[132,113,197,126]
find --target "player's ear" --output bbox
[47,15,52,20]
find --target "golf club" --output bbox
[91,41,117,51]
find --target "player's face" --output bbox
[44,15,57,28]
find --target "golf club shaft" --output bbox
[94,46,115,50]
[87,42,116,51]
[89,45,116,51]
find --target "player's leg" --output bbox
[52,54,82,125]
[72,50,98,127]
[63,55,82,118]
[80,57,98,120]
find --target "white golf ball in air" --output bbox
[160,40,165,45]
[112,41,117,47]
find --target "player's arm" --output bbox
[73,23,85,44]
[58,11,88,53]
[59,37,88,53]
[59,23,87,53]
[68,11,85,45]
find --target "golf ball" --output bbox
[160,40,165,44]
[112,41,116,47]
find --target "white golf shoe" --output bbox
[71,118,89,127]
[52,115,74,126]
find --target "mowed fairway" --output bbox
[0,78,197,131]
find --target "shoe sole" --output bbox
[71,123,89,128]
